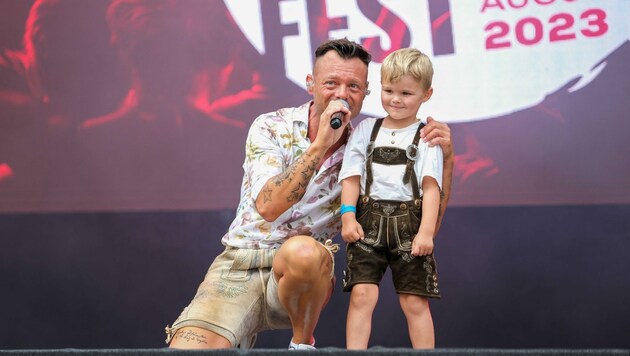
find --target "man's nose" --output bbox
[335,85,350,100]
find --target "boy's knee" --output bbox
[399,294,429,314]
[350,285,378,307]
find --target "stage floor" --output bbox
[2,349,630,356]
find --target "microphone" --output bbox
[330,99,349,129]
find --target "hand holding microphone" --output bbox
[330,99,349,129]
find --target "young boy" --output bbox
[338,48,443,349]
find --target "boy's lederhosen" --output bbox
[342,118,440,298]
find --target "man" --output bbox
[166,38,453,350]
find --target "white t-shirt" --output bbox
[339,117,443,201]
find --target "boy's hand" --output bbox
[341,214,364,243]
[411,233,434,256]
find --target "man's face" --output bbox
[308,51,369,120]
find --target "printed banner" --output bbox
[1,0,629,212]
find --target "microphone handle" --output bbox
[330,99,348,129]
[330,115,343,129]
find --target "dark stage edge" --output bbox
[2,349,629,356]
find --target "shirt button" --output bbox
[392,132,396,136]
[391,140,395,144]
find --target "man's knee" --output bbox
[168,326,232,349]
[280,236,322,264]
[275,236,330,280]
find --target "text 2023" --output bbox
[485,8,608,49]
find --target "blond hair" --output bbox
[381,48,433,91]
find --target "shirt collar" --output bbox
[294,101,313,128]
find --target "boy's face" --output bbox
[381,74,432,125]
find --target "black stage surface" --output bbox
[2,349,630,356]
[0,347,630,356]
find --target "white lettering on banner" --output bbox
[225,0,629,123]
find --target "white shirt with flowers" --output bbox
[221,101,346,250]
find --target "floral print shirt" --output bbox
[221,101,346,249]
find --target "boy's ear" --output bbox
[423,87,433,102]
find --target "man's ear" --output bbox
[305,74,314,93]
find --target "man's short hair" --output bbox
[314,38,372,66]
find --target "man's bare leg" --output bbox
[273,235,334,345]
[168,326,231,349]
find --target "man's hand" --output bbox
[421,116,453,159]
[420,116,454,236]
[313,99,351,150]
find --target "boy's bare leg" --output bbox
[273,236,334,345]
[399,294,434,349]
[346,283,379,349]
[168,326,231,349]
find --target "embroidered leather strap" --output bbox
[364,118,383,196]
[402,122,424,185]
[364,119,424,205]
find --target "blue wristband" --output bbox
[340,204,357,215]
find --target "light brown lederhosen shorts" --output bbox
[165,239,338,348]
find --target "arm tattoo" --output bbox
[175,330,208,345]
[262,187,273,203]
[288,181,308,202]
[273,162,297,186]
[285,151,319,202]
[266,151,321,204]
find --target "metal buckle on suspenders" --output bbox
[406,144,419,161]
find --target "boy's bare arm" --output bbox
[413,177,440,256]
[341,176,364,243]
